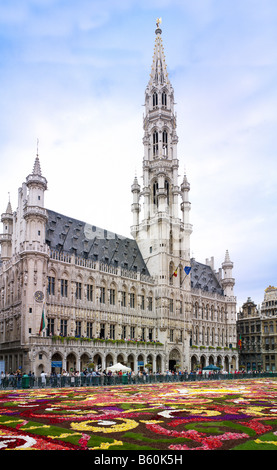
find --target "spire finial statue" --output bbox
[156,17,162,28]
[155,17,162,34]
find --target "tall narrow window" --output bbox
[162,91,167,107]
[110,288,115,305]
[100,287,105,304]
[110,324,115,340]
[75,282,82,300]
[61,279,68,297]
[169,231,173,254]
[48,277,55,296]
[153,180,158,206]
[165,179,170,204]
[47,318,55,336]
[60,319,67,336]
[122,325,127,339]
[130,326,135,339]
[162,130,168,156]
[87,284,93,301]
[75,320,81,337]
[153,92,158,108]
[121,290,126,307]
[129,292,135,308]
[153,131,158,156]
[100,323,105,339]
[87,322,93,338]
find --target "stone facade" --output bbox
[237,297,262,371]
[0,23,238,375]
[237,287,277,372]
[261,286,277,371]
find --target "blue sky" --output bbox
[0,0,277,309]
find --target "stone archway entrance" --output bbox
[200,355,206,369]
[127,354,135,371]
[156,355,162,373]
[169,348,181,371]
[93,354,103,372]
[51,352,63,374]
[105,354,114,369]
[80,353,91,372]
[66,353,77,373]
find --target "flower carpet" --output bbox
[0,378,277,451]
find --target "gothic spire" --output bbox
[148,18,170,88]
[32,139,42,176]
[32,156,42,176]
[26,141,47,191]
[6,193,12,215]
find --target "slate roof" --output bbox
[1,207,224,296]
[45,209,150,276]
[190,259,224,296]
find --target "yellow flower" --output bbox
[255,439,277,447]
[70,418,139,434]
[241,406,271,417]
[89,440,123,450]
[48,432,81,440]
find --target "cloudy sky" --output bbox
[0,0,277,309]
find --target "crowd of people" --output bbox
[0,366,271,390]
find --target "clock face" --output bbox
[34,290,44,302]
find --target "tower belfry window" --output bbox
[162,91,167,107]
[153,131,159,157]
[162,130,168,156]
[165,179,170,204]
[153,92,158,108]
[153,180,158,206]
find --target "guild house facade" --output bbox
[0,21,238,375]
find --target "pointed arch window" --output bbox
[165,179,170,205]
[153,130,159,157]
[169,230,173,254]
[153,180,158,207]
[153,92,158,108]
[162,130,168,156]
[162,91,167,107]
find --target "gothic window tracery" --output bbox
[162,91,167,107]
[153,130,158,156]
[162,130,168,156]
[153,180,158,207]
[153,92,158,108]
[165,179,170,204]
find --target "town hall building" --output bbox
[0,21,238,375]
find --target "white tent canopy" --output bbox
[106,362,131,373]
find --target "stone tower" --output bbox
[0,199,13,262]
[21,154,49,344]
[131,19,193,369]
[131,19,192,283]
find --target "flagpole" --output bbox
[181,266,191,286]
[39,303,46,336]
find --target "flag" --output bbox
[173,268,178,277]
[238,335,242,349]
[184,266,191,275]
[39,305,46,335]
